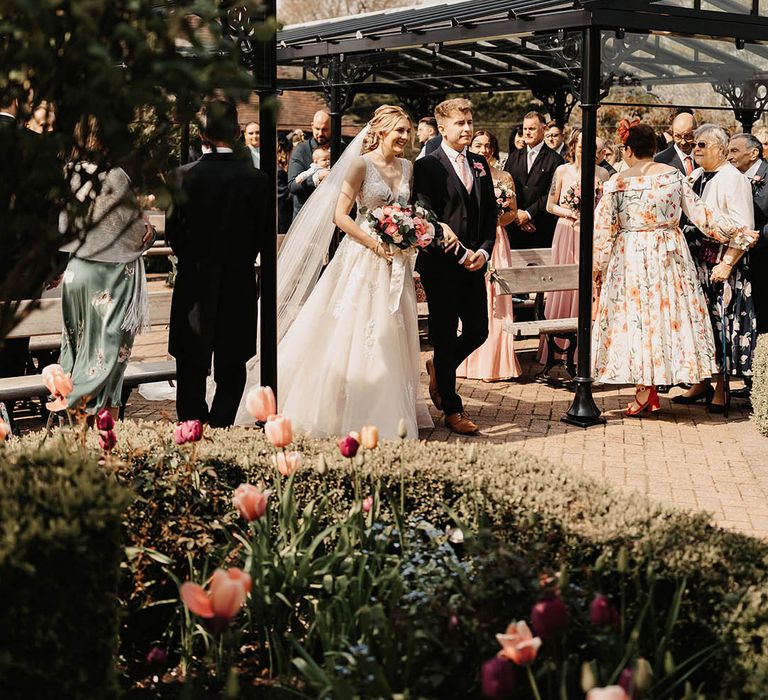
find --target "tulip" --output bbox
[272,450,302,477]
[264,414,292,447]
[362,496,373,513]
[99,429,116,451]
[232,483,269,521]
[481,657,517,699]
[173,419,204,445]
[587,687,630,700]
[618,668,634,695]
[338,434,359,458]
[531,596,570,640]
[180,567,252,623]
[360,425,379,449]
[96,408,115,431]
[0,421,10,441]
[145,647,167,666]
[42,363,74,411]
[633,658,653,691]
[397,418,408,439]
[589,594,620,629]
[316,453,328,475]
[245,386,276,423]
[496,621,542,666]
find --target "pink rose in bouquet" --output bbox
[563,183,582,213]
[494,182,516,216]
[363,200,442,251]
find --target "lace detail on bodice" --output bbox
[356,157,412,214]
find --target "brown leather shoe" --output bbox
[444,411,478,434]
[426,357,442,411]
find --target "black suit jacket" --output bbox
[166,152,268,366]
[503,144,563,248]
[412,146,496,279]
[750,160,768,246]
[654,144,688,174]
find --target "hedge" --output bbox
[753,333,768,437]
[0,441,130,700]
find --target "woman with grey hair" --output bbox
[673,123,756,415]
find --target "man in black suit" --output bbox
[728,132,768,334]
[287,110,334,217]
[413,98,497,435]
[654,112,697,175]
[167,99,269,427]
[504,111,564,249]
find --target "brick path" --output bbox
[15,321,768,537]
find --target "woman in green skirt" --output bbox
[58,163,154,417]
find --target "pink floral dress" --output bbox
[592,170,752,386]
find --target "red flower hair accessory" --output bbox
[616,118,641,146]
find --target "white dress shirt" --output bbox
[745,159,763,180]
[526,140,545,173]
[440,141,489,263]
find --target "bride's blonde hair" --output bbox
[362,105,412,154]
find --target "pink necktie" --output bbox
[455,152,472,192]
[684,156,693,175]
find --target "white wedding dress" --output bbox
[273,156,432,438]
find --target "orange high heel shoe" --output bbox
[626,386,661,416]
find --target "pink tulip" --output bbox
[245,386,276,422]
[180,567,251,622]
[272,451,302,477]
[96,408,115,431]
[232,483,269,521]
[496,621,542,666]
[173,419,204,445]
[42,364,74,411]
[362,496,373,513]
[587,687,630,700]
[360,425,379,449]
[264,414,292,447]
[145,647,167,666]
[0,421,10,441]
[41,363,64,394]
[338,434,359,458]
[531,596,570,639]
[589,594,620,629]
[99,429,116,451]
[481,657,517,699]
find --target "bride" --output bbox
[236,105,457,437]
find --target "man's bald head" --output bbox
[312,111,331,145]
[671,113,697,154]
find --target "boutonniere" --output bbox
[472,161,487,178]
[751,174,764,190]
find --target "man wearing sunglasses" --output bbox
[654,111,697,175]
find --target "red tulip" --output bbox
[496,621,542,666]
[272,451,302,477]
[362,496,373,513]
[338,434,359,458]
[173,419,204,445]
[264,414,292,447]
[96,408,115,431]
[0,421,10,441]
[481,657,517,699]
[145,647,167,666]
[531,596,570,639]
[245,386,276,422]
[589,594,620,629]
[99,429,116,451]
[360,425,379,449]
[232,483,269,521]
[180,567,251,623]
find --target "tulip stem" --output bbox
[527,666,543,700]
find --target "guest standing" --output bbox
[596,136,617,176]
[654,112,697,176]
[287,111,332,217]
[244,121,260,169]
[167,99,268,427]
[277,140,294,234]
[504,111,564,249]
[457,129,521,382]
[416,117,438,160]
[545,121,567,158]
[592,122,756,416]
[673,125,756,414]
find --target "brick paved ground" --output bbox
[14,318,768,537]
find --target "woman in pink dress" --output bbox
[539,129,609,364]
[457,130,521,381]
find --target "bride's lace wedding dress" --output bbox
[274,156,432,438]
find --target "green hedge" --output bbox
[754,333,768,437]
[0,441,130,700]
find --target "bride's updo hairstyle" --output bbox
[362,105,412,154]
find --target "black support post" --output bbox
[563,26,604,428]
[329,59,343,166]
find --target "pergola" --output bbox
[233,0,768,427]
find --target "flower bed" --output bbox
[753,334,768,437]
[4,422,768,698]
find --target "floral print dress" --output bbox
[592,170,752,386]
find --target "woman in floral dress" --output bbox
[592,122,756,415]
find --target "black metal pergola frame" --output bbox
[236,0,768,426]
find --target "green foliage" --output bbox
[0,440,130,700]
[753,334,768,437]
[0,0,265,338]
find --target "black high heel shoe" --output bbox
[671,386,714,405]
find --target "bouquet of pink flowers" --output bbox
[362,201,443,251]
[563,183,582,213]
[494,182,516,216]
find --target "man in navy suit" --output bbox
[413,98,497,434]
[654,112,697,175]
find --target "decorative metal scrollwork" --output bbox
[223,3,274,88]
[531,83,577,125]
[714,78,768,130]
[600,32,646,93]
[305,57,374,113]
[536,31,585,100]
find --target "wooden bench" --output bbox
[493,261,579,382]
[0,290,175,419]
